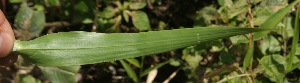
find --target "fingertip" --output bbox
[0,10,15,37]
[0,9,15,58]
[0,33,14,58]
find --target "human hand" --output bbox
[0,10,17,66]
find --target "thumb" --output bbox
[0,10,15,57]
[0,10,17,66]
[0,33,17,66]
[0,33,14,57]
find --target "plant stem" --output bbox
[287,0,300,72]
[246,0,255,82]
[205,64,237,78]
[217,74,251,83]
[139,56,145,81]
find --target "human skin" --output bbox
[0,10,18,66]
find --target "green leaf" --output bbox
[290,56,300,70]
[253,0,299,40]
[131,11,151,31]
[9,0,23,3]
[169,58,180,67]
[287,2,300,72]
[253,7,273,26]
[129,2,147,10]
[120,60,139,83]
[33,4,44,11]
[99,6,118,19]
[296,45,300,55]
[44,0,61,7]
[14,3,46,40]
[259,35,281,55]
[243,39,254,69]
[14,27,269,66]
[228,5,249,19]
[141,60,171,77]
[183,50,203,67]
[194,6,218,26]
[218,0,234,8]
[72,1,96,23]
[229,35,249,44]
[21,75,41,83]
[126,58,141,68]
[260,0,286,6]
[217,0,248,22]
[74,1,89,13]
[29,11,46,35]
[123,2,130,10]
[123,10,130,23]
[57,66,81,73]
[39,66,80,83]
[259,55,287,82]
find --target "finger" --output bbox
[0,10,14,36]
[0,10,15,58]
[0,33,15,58]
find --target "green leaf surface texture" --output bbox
[253,0,298,40]
[120,60,138,82]
[21,75,40,83]
[259,55,286,82]
[129,2,146,10]
[131,11,151,30]
[14,27,268,66]
[243,39,254,69]
[14,3,46,40]
[39,66,79,83]
[125,58,141,68]
[287,1,300,72]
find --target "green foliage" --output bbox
[125,59,141,68]
[44,0,60,7]
[259,35,281,55]
[14,3,45,40]
[6,0,300,82]
[182,48,203,68]
[259,55,287,82]
[72,0,96,24]
[21,75,41,83]
[97,0,151,31]
[9,0,23,3]
[287,0,300,72]
[131,11,151,31]
[120,60,139,83]
[243,39,253,69]
[129,2,147,10]
[253,0,297,40]
[39,66,79,83]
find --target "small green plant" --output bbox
[98,0,151,32]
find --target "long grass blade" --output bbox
[253,0,298,40]
[14,27,268,66]
[120,60,139,83]
[243,39,254,69]
[287,2,300,72]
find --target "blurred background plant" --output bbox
[1,0,300,83]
